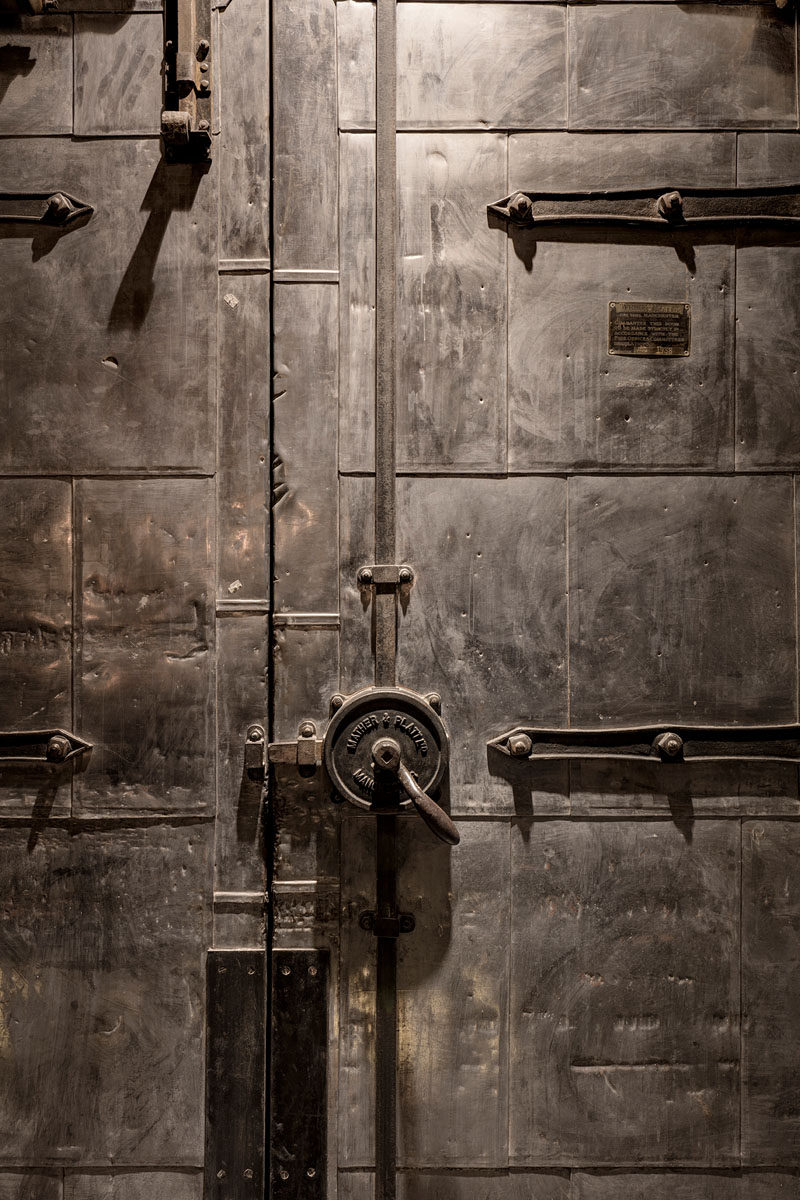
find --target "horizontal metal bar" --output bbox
[0,728,93,771]
[0,192,94,229]
[489,724,800,764]
[488,184,800,230]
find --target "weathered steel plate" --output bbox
[75,479,214,813]
[272,949,329,1196]
[608,302,690,358]
[510,820,740,1165]
[743,821,800,1164]
[64,1175,201,1200]
[74,14,162,135]
[0,17,72,134]
[205,950,267,1199]
[339,1173,570,1200]
[0,823,210,1163]
[569,5,795,130]
[568,476,796,725]
[0,138,215,474]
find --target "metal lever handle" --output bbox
[373,736,459,846]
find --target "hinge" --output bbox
[161,0,213,161]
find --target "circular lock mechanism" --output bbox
[323,686,449,812]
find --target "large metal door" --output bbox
[270,1,800,1198]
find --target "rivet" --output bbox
[243,1168,254,1180]
[279,1168,289,1181]
[281,964,291,976]
[357,566,374,587]
[398,566,414,585]
[306,1166,317,1178]
[299,720,316,738]
[217,1169,226,1180]
[330,693,345,711]
[309,965,318,976]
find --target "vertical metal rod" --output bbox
[375,816,397,1200]
[374,0,399,1195]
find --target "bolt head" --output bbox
[657,190,684,221]
[306,1167,317,1179]
[46,735,71,762]
[507,192,533,224]
[425,692,442,713]
[298,720,316,738]
[398,566,414,585]
[508,733,533,758]
[357,567,373,586]
[655,731,684,758]
[198,80,210,93]
[330,693,345,711]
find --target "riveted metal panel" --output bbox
[339,818,509,1168]
[219,0,270,262]
[0,17,72,134]
[75,478,214,813]
[337,2,567,131]
[508,240,733,471]
[215,615,267,895]
[743,821,800,1165]
[274,284,339,614]
[340,133,507,473]
[510,820,740,1166]
[206,950,267,1199]
[0,822,210,1163]
[339,1173,571,1200]
[273,0,337,270]
[0,479,72,814]
[65,1173,202,1200]
[0,139,215,475]
[340,476,567,814]
[569,476,797,726]
[74,14,162,136]
[569,6,796,131]
[218,275,270,602]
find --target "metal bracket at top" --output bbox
[357,564,414,588]
[161,0,213,161]
[490,724,800,765]
[489,185,800,231]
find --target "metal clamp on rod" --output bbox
[0,729,92,772]
[0,193,94,230]
[161,0,213,161]
[490,723,800,764]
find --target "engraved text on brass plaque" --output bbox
[608,301,691,357]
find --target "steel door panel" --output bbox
[273,626,339,741]
[274,283,339,613]
[218,276,270,601]
[0,1176,60,1200]
[569,6,796,131]
[337,2,567,131]
[339,476,568,814]
[219,0,270,263]
[73,14,162,136]
[568,475,796,726]
[508,240,734,470]
[738,132,800,187]
[742,821,800,1164]
[65,1174,201,1200]
[0,479,72,813]
[74,478,214,814]
[0,17,72,134]
[570,758,800,819]
[215,616,268,897]
[339,133,507,473]
[273,0,337,271]
[0,138,215,475]
[510,132,737,192]
[510,820,740,1166]
[0,823,210,1163]
[339,818,508,1168]
[573,1175,800,1199]
[735,245,800,469]
[339,1173,571,1200]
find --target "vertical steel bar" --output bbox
[374,0,399,1195]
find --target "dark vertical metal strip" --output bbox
[375,816,398,1200]
[271,949,329,1197]
[205,950,267,1199]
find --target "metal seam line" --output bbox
[374,0,399,1195]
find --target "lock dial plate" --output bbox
[324,687,449,811]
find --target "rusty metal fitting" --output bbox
[425,692,442,713]
[357,566,374,587]
[507,733,533,758]
[46,734,72,762]
[398,566,414,586]
[330,693,345,712]
[298,720,317,739]
[372,736,402,772]
[656,190,684,222]
[654,731,684,759]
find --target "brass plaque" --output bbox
[608,301,691,357]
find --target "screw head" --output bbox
[198,79,210,93]
[425,692,442,714]
[196,38,210,57]
[247,725,263,742]
[279,1168,289,1181]
[298,721,316,739]
[330,693,345,712]
[655,731,684,759]
[657,190,684,221]
[398,566,414,585]
[357,566,373,587]
[306,1167,317,1179]
[507,733,533,758]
